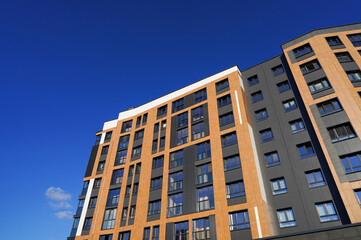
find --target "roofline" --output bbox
[240,54,283,72]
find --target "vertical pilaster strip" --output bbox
[76,178,94,236]
[254,206,263,238]
[234,90,243,124]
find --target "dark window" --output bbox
[174,221,188,239]
[197,141,211,160]
[348,33,361,47]
[317,98,342,116]
[347,71,361,82]
[170,150,183,168]
[154,123,159,133]
[107,188,120,207]
[266,151,280,167]
[159,136,165,149]
[260,129,274,142]
[148,200,161,215]
[99,235,113,240]
[229,210,250,230]
[97,161,105,172]
[271,178,288,195]
[173,98,184,113]
[121,207,128,221]
[297,142,315,159]
[306,170,326,188]
[224,155,241,171]
[125,185,131,197]
[341,153,361,174]
[95,134,101,145]
[272,65,284,76]
[217,94,231,108]
[168,193,183,217]
[136,116,141,128]
[277,81,290,93]
[328,123,356,143]
[111,169,124,185]
[219,112,234,126]
[76,199,84,215]
[293,43,313,58]
[102,208,117,230]
[169,171,183,191]
[118,135,130,150]
[152,156,164,168]
[221,132,237,147]
[119,231,131,240]
[336,52,353,62]
[142,113,148,125]
[132,146,142,158]
[161,120,167,130]
[193,218,210,240]
[89,197,97,208]
[81,181,89,195]
[255,108,268,121]
[152,226,160,240]
[152,139,158,151]
[121,120,132,133]
[300,59,321,74]
[143,228,150,240]
[132,183,139,195]
[194,88,207,103]
[192,122,205,140]
[316,202,339,222]
[150,177,162,190]
[157,105,167,117]
[135,162,141,174]
[326,36,343,46]
[178,112,188,128]
[216,78,229,92]
[226,181,245,198]
[283,99,298,112]
[354,189,361,206]
[277,209,296,228]
[134,129,144,140]
[192,106,204,121]
[128,165,134,176]
[115,149,127,166]
[289,119,306,133]
[197,186,214,211]
[70,218,79,237]
[251,91,263,103]
[248,75,259,86]
[177,128,188,145]
[308,78,331,94]
[104,131,112,142]
[101,146,109,155]
[196,163,213,184]
[83,217,92,230]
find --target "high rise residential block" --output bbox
[68,23,361,240]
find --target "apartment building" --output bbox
[68,23,361,240]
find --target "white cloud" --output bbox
[55,211,73,220]
[49,201,72,209]
[45,187,71,201]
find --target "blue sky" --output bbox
[0,1,360,239]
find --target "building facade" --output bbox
[68,23,361,240]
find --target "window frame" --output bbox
[315,202,339,223]
[277,208,296,228]
[271,178,288,195]
[228,210,250,231]
[226,181,245,199]
[306,170,326,188]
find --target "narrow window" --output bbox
[196,141,211,160]
[173,98,184,113]
[177,128,188,145]
[106,188,120,207]
[152,226,160,240]
[192,106,204,121]
[104,131,112,142]
[192,122,205,140]
[169,171,183,191]
[167,193,183,217]
[196,163,213,184]
[111,169,124,185]
[102,208,117,230]
[121,120,132,133]
[178,112,188,128]
[193,218,210,240]
[170,150,183,168]
[197,186,214,211]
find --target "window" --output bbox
[107,188,120,207]
[159,137,165,149]
[119,231,131,240]
[89,197,97,208]
[300,59,321,74]
[260,129,274,142]
[277,81,290,93]
[271,178,288,195]
[283,99,298,112]
[168,193,183,217]
[192,106,204,121]
[152,226,160,240]
[173,98,184,113]
[143,228,150,240]
[221,132,237,147]
[154,124,160,135]
[272,65,284,76]
[128,165,134,176]
[121,207,128,221]
[134,129,144,140]
[142,113,148,125]
[266,151,280,167]
[326,36,343,46]
[216,78,229,92]
[152,140,158,151]
[125,185,131,197]
[348,33,361,47]
[83,217,92,230]
[219,112,234,126]
[152,156,164,168]
[354,189,361,206]
[81,181,89,195]
[255,108,268,121]
[129,205,136,219]
[196,141,211,160]
[277,209,296,228]
[177,128,188,145]
[118,135,130,150]
[192,122,205,140]
[104,131,112,142]
[150,177,162,190]
[170,150,183,168]
[76,199,84,215]
[169,171,183,191]
[99,235,113,240]
[316,202,339,222]
[94,178,101,188]
[224,155,241,171]
[136,116,142,127]
[121,120,132,133]
[102,208,117,230]
[175,221,189,240]
[341,153,361,174]
[157,105,167,117]
[111,169,124,185]
[132,146,142,158]
[251,91,263,103]
[70,218,79,237]
[161,120,167,130]
[148,200,161,215]
[347,71,361,82]
[226,181,245,199]
[293,43,313,58]
[193,218,210,240]
[306,170,326,188]
[97,161,105,172]
[132,183,139,195]
[248,75,259,86]
[289,119,305,133]
[217,94,231,108]
[308,78,331,94]
[297,142,315,158]
[95,134,101,145]
[194,88,207,103]
[336,52,353,62]
[135,163,141,174]
[317,98,342,116]
[178,112,188,128]
[328,123,356,142]
[197,186,214,211]
[101,146,109,155]
[115,149,127,166]
[196,163,213,184]
[229,210,250,230]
